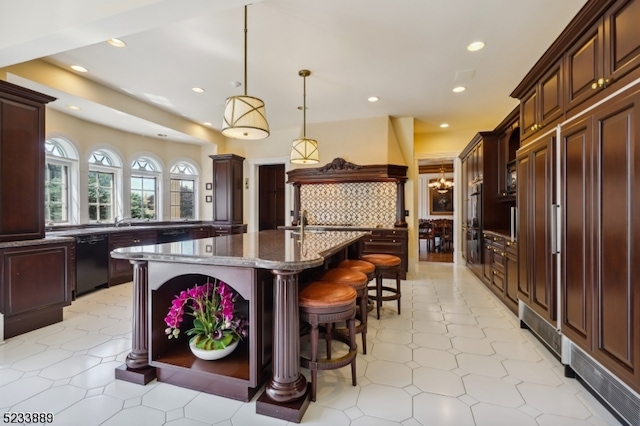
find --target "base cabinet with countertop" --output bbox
[359,228,408,279]
[0,240,74,338]
[481,231,518,315]
[108,229,158,286]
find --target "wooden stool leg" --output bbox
[310,319,319,402]
[348,317,357,386]
[325,322,333,360]
[376,272,382,320]
[358,294,368,354]
[396,271,401,315]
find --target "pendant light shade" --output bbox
[222,95,269,139]
[221,5,269,140]
[290,138,319,164]
[290,69,319,164]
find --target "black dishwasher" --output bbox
[75,234,109,296]
[157,228,190,243]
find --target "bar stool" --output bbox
[361,253,402,319]
[320,268,369,354]
[299,281,358,402]
[337,259,375,282]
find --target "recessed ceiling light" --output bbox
[452,86,466,93]
[67,105,81,111]
[107,38,126,48]
[203,122,212,126]
[231,81,242,87]
[440,123,450,128]
[192,87,205,93]
[157,134,167,138]
[467,41,485,52]
[368,96,380,102]
[70,65,88,73]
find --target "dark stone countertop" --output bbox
[111,229,368,271]
[45,221,211,238]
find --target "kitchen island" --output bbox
[111,228,366,422]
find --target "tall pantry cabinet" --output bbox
[0,80,75,339]
[509,0,640,410]
[560,87,640,394]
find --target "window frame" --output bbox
[169,161,199,220]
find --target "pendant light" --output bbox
[290,69,319,164]
[429,163,454,193]
[221,5,269,140]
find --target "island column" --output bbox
[256,269,310,422]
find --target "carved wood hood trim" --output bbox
[287,157,408,184]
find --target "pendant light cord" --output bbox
[243,5,248,96]
[302,73,307,137]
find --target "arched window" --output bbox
[88,149,121,222]
[170,161,198,220]
[131,156,161,220]
[45,137,77,224]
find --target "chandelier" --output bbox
[429,164,454,193]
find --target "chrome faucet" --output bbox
[299,209,307,234]
[115,216,131,227]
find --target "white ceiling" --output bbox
[1,0,588,145]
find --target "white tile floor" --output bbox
[0,262,625,425]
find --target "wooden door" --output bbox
[560,116,593,350]
[258,164,285,231]
[516,151,530,300]
[604,0,640,85]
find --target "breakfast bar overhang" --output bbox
[111,229,366,422]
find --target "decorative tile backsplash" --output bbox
[300,182,396,227]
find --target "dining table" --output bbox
[111,228,367,423]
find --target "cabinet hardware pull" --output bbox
[591,77,611,90]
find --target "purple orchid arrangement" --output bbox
[164,280,248,350]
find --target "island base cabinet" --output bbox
[148,264,273,402]
[1,243,73,338]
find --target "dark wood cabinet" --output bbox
[516,134,557,326]
[480,231,517,314]
[210,154,245,226]
[189,226,211,239]
[565,0,640,112]
[0,81,55,242]
[108,230,157,285]
[1,241,74,338]
[359,229,408,279]
[560,86,640,394]
[495,108,520,198]
[521,61,563,140]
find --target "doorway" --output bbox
[258,164,285,230]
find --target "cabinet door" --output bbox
[516,153,530,300]
[0,96,45,241]
[529,136,556,323]
[560,116,593,349]
[539,64,563,127]
[591,88,640,391]
[505,251,518,308]
[521,89,538,140]
[2,244,71,315]
[482,241,493,284]
[604,0,640,86]
[565,22,604,111]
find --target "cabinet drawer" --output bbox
[382,229,407,240]
[361,240,404,254]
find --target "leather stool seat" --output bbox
[299,281,358,402]
[320,268,369,353]
[361,253,402,319]
[337,259,376,281]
